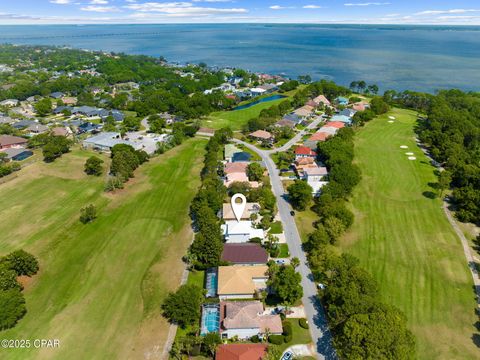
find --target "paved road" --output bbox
[443,202,480,308]
[233,128,337,360]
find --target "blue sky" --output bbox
[1,0,480,24]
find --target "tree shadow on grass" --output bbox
[422,191,437,199]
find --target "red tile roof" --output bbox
[221,243,268,264]
[308,132,330,142]
[216,344,267,360]
[326,121,345,129]
[295,146,317,156]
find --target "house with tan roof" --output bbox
[293,105,315,118]
[222,202,260,221]
[313,94,331,107]
[219,301,282,339]
[217,265,269,300]
[249,130,273,142]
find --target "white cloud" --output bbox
[344,2,390,6]
[414,9,480,16]
[192,0,233,2]
[269,5,295,10]
[303,5,322,9]
[90,0,109,4]
[80,5,119,12]
[50,0,71,4]
[124,2,247,16]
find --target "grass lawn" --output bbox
[186,269,205,289]
[293,208,318,242]
[204,97,287,131]
[269,221,283,234]
[0,138,206,360]
[339,108,478,359]
[277,244,290,258]
[275,318,312,354]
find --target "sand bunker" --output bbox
[405,152,414,155]
[389,116,396,120]
[388,120,394,123]
[400,145,408,149]
[408,156,416,160]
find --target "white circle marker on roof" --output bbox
[231,193,247,222]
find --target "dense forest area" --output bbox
[384,89,480,224]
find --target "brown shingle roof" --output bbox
[0,135,28,148]
[216,344,267,360]
[221,244,268,264]
[221,301,283,334]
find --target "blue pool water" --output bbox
[205,268,217,298]
[233,94,287,111]
[201,304,220,335]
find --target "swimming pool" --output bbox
[201,303,220,335]
[233,94,286,111]
[205,268,218,298]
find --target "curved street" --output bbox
[233,116,337,359]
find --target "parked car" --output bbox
[281,351,294,360]
[290,210,295,216]
[275,259,286,265]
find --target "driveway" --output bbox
[233,133,337,360]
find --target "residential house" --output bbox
[293,105,315,118]
[83,132,140,152]
[77,122,102,134]
[312,94,331,107]
[0,114,14,125]
[330,115,352,125]
[0,135,28,149]
[326,121,345,129]
[274,118,296,129]
[61,97,77,105]
[352,102,369,112]
[50,92,64,99]
[12,120,33,130]
[295,146,317,160]
[258,83,277,93]
[294,157,319,175]
[221,221,264,243]
[303,167,329,195]
[52,127,73,137]
[219,301,282,338]
[319,125,340,136]
[249,88,267,96]
[217,266,269,300]
[0,147,33,161]
[335,96,349,106]
[221,244,268,266]
[26,123,49,135]
[0,99,19,107]
[222,202,260,221]
[282,113,303,125]
[339,108,357,118]
[215,344,267,360]
[249,130,273,143]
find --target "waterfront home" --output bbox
[217,266,269,300]
[216,344,267,360]
[222,202,260,221]
[293,105,315,118]
[219,300,282,339]
[335,96,349,106]
[221,243,268,266]
[221,221,264,243]
[250,88,267,96]
[83,132,140,152]
[282,113,303,125]
[0,147,33,162]
[0,135,28,149]
[313,94,331,107]
[295,146,317,160]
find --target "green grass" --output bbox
[275,318,312,353]
[0,138,206,360]
[293,208,318,242]
[339,108,478,359]
[277,244,290,258]
[269,221,283,234]
[186,269,205,289]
